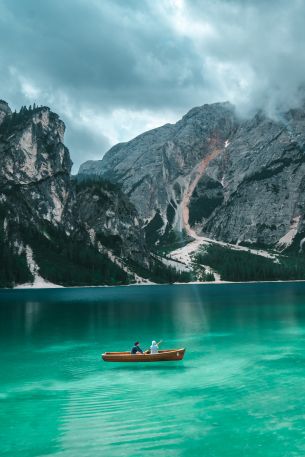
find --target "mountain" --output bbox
[0,101,166,288]
[3,97,305,287]
[79,103,237,233]
[79,102,305,253]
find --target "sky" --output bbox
[1,0,305,172]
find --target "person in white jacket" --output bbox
[150,340,159,354]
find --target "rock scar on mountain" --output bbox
[182,137,226,239]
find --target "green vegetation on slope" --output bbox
[144,211,164,245]
[0,208,33,287]
[127,257,192,284]
[0,239,33,288]
[19,224,128,286]
[145,212,192,255]
[75,175,122,193]
[190,261,215,282]
[194,244,305,282]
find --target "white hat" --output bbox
[152,340,156,345]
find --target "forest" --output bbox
[194,244,305,282]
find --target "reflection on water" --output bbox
[1,283,304,342]
[1,283,305,456]
[1,285,212,344]
[24,301,41,335]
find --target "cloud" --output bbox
[0,0,305,170]
[180,0,305,116]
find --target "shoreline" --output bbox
[7,278,305,291]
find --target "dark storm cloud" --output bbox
[0,0,305,170]
[0,0,206,169]
[0,0,203,110]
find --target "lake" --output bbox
[1,282,305,457]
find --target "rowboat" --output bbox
[102,348,185,362]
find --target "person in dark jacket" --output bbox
[131,341,143,354]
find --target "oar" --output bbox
[144,340,163,354]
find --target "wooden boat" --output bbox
[102,348,185,362]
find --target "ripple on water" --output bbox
[3,283,305,457]
[35,342,93,353]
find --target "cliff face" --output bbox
[79,103,305,252]
[0,103,149,287]
[198,108,305,249]
[75,178,148,267]
[0,105,75,230]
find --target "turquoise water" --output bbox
[1,283,305,457]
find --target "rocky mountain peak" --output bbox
[0,100,12,126]
[31,106,66,143]
[181,101,234,121]
[0,105,71,186]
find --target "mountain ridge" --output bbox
[79,101,305,253]
[2,98,305,287]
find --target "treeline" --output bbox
[75,175,122,193]
[191,261,215,282]
[150,259,192,283]
[18,103,41,113]
[20,225,128,286]
[0,104,46,136]
[127,257,192,284]
[144,210,192,253]
[29,222,192,285]
[194,244,305,282]
[0,207,33,287]
[0,240,33,288]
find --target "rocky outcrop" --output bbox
[75,178,149,267]
[0,100,11,126]
[0,105,75,231]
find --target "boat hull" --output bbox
[102,348,185,362]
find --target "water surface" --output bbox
[1,283,305,456]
